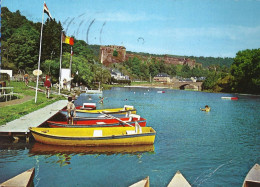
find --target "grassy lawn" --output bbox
[0,81,65,126]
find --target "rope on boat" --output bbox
[100,112,134,127]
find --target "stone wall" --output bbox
[100,45,126,66]
[155,55,196,68]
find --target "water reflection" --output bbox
[29,142,155,156]
[28,142,154,166]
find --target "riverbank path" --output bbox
[0,100,67,137]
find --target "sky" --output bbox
[2,0,260,57]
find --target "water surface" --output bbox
[0,87,259,186]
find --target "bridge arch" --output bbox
[179,84,190,90]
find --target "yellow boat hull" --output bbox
[76,107,136,114]
[30,127,156,146]
[30,142,155,155]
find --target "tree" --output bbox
[180,64,191,78]
[166,65,177,76]
[113,50,118,57]
[230,49,260,94]
[5,23,39,72]
[202,72,220,90]
[214,75,233,93]
[149,62,159,77]
[41,19,62,62]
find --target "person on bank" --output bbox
[44,78,51,98]
[24,74,29,86]
[200,105,211,112]
[67,96,76,125]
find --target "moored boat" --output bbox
[76,105,137,114]
[242,163,260,187]
[29,126,156,146]
[60,111,129,119]
[0,168,35,187]
[75,103,96,110]
[221,96,238,100]
[167,170,191,187]
[47,116,146,128]
[61,105,137,115]
[157,91,165,93]
[129,176,149,187]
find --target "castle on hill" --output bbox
[100,45,197,68]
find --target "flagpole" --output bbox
[69,46,73,91]
[101,49,103,85]
[101,49,103,64]
[59,31,63,95]
[35,3,45,103]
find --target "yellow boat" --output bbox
[76,105,137,114]
[29,127,156,146]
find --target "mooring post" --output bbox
[25,131,30,143]
[13,136,19,143]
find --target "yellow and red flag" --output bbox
[62,32,74,46]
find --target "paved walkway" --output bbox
[0,95,34,107]
[0,100,67,134]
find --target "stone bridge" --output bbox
[171,81,203,91]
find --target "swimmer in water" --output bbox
[200,105,211,112]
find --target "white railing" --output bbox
[0,87,18,102]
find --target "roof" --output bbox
[155,73,169,77]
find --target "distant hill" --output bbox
[89,45,233,68]
[187,56,234,68]
[125,51,234,68]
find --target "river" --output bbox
[0,87,259,186]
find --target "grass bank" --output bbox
[0,81,64,126]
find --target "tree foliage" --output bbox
[1,7,107,89]
[230,49,260,94]
[201,72,220,90]
[3,23,39,72]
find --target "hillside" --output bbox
[89,45,233,68]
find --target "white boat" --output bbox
[221,96,238,100]
[157,91,165,93]
[167,170,191,187]
[242,163,260,187]
[85,82,102,94]
[129,176,149,187]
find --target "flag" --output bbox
[44,3,52,20]
[62,32,74,46]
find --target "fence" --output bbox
[0,87,18,102]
